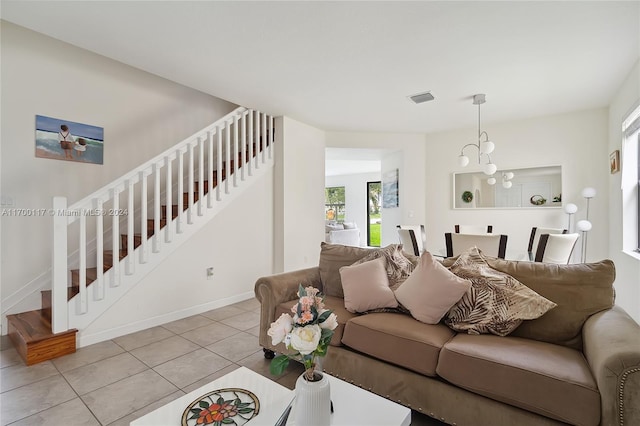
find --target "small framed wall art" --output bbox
[36,115,104,164]
[382,168,399,208]
[610,149,620,174]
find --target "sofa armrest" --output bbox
[583,305,640,426]
[254,267,322,349]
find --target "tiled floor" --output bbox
[1,298,443,425]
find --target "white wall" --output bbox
[326,133,427,247]
[275,117,326,272]
[607,59,640,323]
[325,172,380,246]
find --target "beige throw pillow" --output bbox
[445,247,557,336]
[351,244,414,290]
[394,252,472,324]
[339,257,399,313]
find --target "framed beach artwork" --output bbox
[382,168,399,208]
[35,115,104,164]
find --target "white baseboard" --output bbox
[76,291,255,347]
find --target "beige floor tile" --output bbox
[153,348,233,389]
[200,305,246,321]
[161,315,215,334]
[0,360,59,392]
[52,340,125,372]
[113,326,175,351]
[180,321,238,346]
[130,335,200,367]
[0,347,22,368]
[106,390,185,426]
[9,397,100,426]
[0,335,13,351]
[206,332,261,362]
[220,311,261,331]
[239,350,304,384]
[181,364,241,394]
[62,352,148,395]
[81,369,179,425]
[231,298,261,312]
[1,375,76,425]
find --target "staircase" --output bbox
[7,107,275,365]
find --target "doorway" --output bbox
[367,181,381,247]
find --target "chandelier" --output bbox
[457,94,497,175]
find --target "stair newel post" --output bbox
[261,112,267,165]
[240,112,246,182]
[248,110,254,176]
[269,115,274,159]
[233,114,239,188]
[140,170,148,264]
[94,198,105,301]
[207,130,214,208]
[177,149,184,233]
[51,196,69,333]
[164,156,173,242]
[216,125,223,201]
[225,120,231,195]
[153,163,161,252]
[187,141,195,224]
[110,188,120,287]
[198,136,204,216]
[126,179,135,275]
[255,111,261,170]
[78,212,88,314]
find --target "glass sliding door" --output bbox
[367,181,381,247]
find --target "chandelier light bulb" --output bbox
[504,172,514,180]
[487,177,496,185]
[480,140,495,154]
[502,180,513,189]
[458,154,470,167]
[564,203,578,214]
[483,163,497,175]
[576,220,592,232]
[582,187,597,199]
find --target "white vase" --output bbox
[293,371,331,426]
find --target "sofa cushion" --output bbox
[484,258,615,350]
[446,248,556,336]
[437,333,600,426]
[275,296,358,347]
[395,251,471,324]
[339,258,398,313]
[341,313,455,376]
[318,242,373,297]
[351,244,414,290]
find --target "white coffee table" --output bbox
[130,366,410,426]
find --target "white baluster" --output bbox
[94,198,104,301]
[177,149,184,233]
[78,213,87,314]
[140,170,148,264]
[188,142,195,224]
[207,130,214,208]
[165,156,173,242]
[51,196,69,333]
[126,179,135,275]
[153,163,161,252]
[198,136,204,216]
[233,115,239,188]
[225,122,231,194]
[262,112,267,165]
[240,113,246,181]
[255,111,261,170]
[269,115,274,159]
[216,126,223,201]
[248,110,254,176]
[110,188,120,287]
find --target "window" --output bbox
[325,186,345,222]
[367,181,381,247]
[621,105,640,253]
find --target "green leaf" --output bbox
[217,396,225,405]
[199,401,209,409]
[234,398,241,406]
[317,310,331,323]
[222,419,235,424]
[191,408,203,414]
[189,413,200,420]
[270,354,290,376]
[238,408,254,414]
[237,402,251,408]
[298,284,306,297]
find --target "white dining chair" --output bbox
[534,233,580,264]
[527,227,567,261]
[454,225,493,234]
[397,225,427,255]
[445,232,508,259]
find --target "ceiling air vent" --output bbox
[408,91,435,104]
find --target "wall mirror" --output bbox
[453,165,562,209]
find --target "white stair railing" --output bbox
[51,107,275,334]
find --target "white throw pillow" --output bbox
[339,257,398,313]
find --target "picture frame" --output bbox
[610,149,620,174]
[36,115,104,164]
[382,168,399,208]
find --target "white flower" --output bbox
[319,311,338,331]
[289,324,322,355]
[267,313,293,346]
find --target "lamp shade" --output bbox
[564,203,578,214]
[458,154,470,167]
[576,219,592,232]
[480,140,495,154]
[483,163,497,175]
[504,172,515,180]
[581,187,597,199]
[487,177,496,185]
[502,180,513,189]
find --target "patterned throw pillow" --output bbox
[351,244,414,290]
[445,247,557,336]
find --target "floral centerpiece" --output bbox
[267,285,338,381]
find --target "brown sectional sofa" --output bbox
[255,243,640,426]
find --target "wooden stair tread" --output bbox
[7,310,77,344]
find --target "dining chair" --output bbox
[527,227,567,261]
[454,225,493,234]
[534,233,580,264]
[397,225,427,255]
[445,232,508,259]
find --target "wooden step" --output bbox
[41,286,80,322]
[70,267,103,287]
[103,249,127,268]
[7,310,77,365]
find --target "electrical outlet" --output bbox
[206,267,214,280]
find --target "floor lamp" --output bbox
[564,203,578,233]
[579,187,596,262]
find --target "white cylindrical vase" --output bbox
[293,371,331,426]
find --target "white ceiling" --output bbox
[1,1,639,135]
